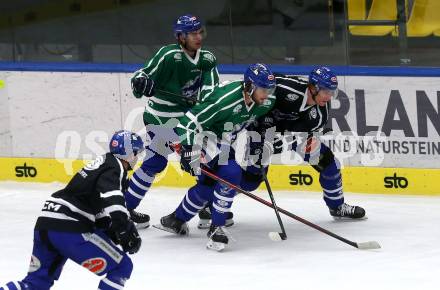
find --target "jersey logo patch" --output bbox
[182,75,202,100]
[263,99,272,106]
[174,53,182,61]
[43,201,62,212]
[28,255,41,273]
[216,200,230,208]
[233,104,242,114]
[81,257,107,274]
[85,155,105,171]
[286,93,299,101]
[203,53,214,63]
[309,107,318,119]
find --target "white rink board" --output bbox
[0,71,439,168]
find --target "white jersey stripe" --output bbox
[40,211,79,222]
[147,49,181,76]
[186,84,242,128]
[149,96,178,106]
[105,205,129,215]
[47,198,95,222]
[145,104,185,118]
[100,190,123,198]
[199,98,243,125]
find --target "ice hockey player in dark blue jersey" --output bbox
[197,67,366,229]
[242,67,366,219]
[0,130,144,290]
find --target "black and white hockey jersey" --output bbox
[35,153,129,233]
[268,74,329,133]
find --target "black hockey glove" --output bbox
[258,116,276,133]
[247,116,276,166]
[114,220,142,254]
[131,70,155,98]
[248,138,273,166]
[171,143,202,176]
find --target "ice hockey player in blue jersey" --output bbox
[197,67,366,228]
[0,130,144,290]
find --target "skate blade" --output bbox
[198,219,234,230]
[225,219,234,227]
[152,224,189,236]
[206,239,226,252]
[332,215,368,221]
[197,219,211,229]
[135,221,150,229]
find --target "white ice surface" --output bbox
[1,182,439,290]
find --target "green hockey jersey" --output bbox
[133,44,219,126]
[176,81,276,146]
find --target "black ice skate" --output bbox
[198,206,234,229]
[329,203,366,220]
[153,212,189,235]
[129,209,150,229]
[206,224,229,252]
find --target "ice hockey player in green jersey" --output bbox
[124,14,220,228]
[155,63,276,251]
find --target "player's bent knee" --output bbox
[98,256,133,290]
[311,149,335,173]
[109,255,133,280]
[241,170,263,192]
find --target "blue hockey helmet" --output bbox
[308,66,339,98]
[244,63,276,96]
[109,130,144,169]
[174,14,202,39]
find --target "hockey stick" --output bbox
[200,167,381,250]
[260,166,287,241]
[155,89,182,98]
[156,89,198,105]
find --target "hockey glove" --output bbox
[171,143,202,176]
[248,138,273,167]
[131,70,155,98]
[114,220,142,254]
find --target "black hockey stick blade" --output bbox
[268,232,287,241]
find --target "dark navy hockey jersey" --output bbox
[35,153,129,233]
[269,74,329,133]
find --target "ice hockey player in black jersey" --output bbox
[0,130,144,290]
[198,67,366,228]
